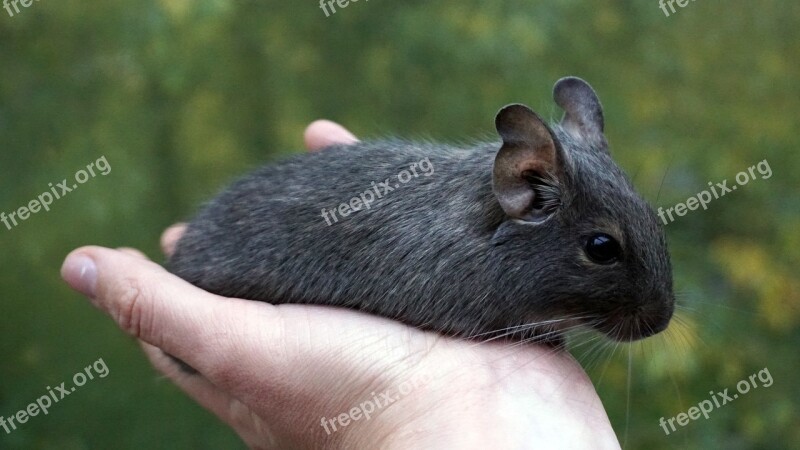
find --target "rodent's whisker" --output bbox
[466,315,591,345]
[623,347,633,450]
[655,152,676,204]
[591,339,621,388]
[565,332,606,355]
[470,316,582,338]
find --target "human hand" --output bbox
[61,120,620,449]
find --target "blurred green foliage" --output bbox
[1,0,798,448]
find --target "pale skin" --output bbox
[60,120,621,449]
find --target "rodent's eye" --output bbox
[585,233,621,264]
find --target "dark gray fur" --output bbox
[168,77,674,343]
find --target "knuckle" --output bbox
[113,277,157,341]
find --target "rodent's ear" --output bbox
[493,104,563,222]
[553,77,606,147]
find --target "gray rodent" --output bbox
[167,76,674,346]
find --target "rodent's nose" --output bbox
[599,302,674,342]
[629,302,674,340]
[637,315,670,339]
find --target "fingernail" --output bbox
[61,253,98,298]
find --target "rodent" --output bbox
[167,77,674,345]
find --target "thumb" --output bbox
[60,246,246,372]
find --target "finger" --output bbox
[117,247,149,260]
[140,342,276,447]
[140,341,238,422]
[303,119,359,151]
[60,246,270,376]
[161,223,187,257]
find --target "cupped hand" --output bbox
[61,120,620,449]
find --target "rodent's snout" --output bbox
[630,310,672,340]
[595,297,675,342]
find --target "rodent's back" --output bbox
[168,140,511,336]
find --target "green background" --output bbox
[1,0,798,448]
